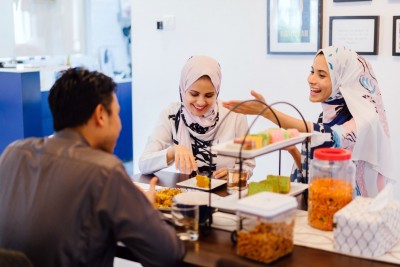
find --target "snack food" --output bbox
[308,178,353,231]
[266,175,291,194]
[233,135,264,150]
[236,193,296,264]
[247,175,291,196]
[232,137,253,150]
[286,128,300,138]
[237,221,295,264]
[248,181,273,196]
[229,128,301,150]
[196,174,210,188]
[155,188,183,209]
[267,128,285,143]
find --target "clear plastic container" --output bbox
[308,148,355,231]
[236,192,297,264]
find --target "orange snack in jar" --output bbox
[308,177,353,231]
[236,192,297,264]
[237,221,294,263]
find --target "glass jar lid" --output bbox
[314,148,351,161]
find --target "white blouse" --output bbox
[139,102,256,176]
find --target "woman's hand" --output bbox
[213,167,228,179]
[168,145,198,174]
[222,90,268,116]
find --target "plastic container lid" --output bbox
[314,148,351,161]
[236,192,297,218]
[173,191,220,205]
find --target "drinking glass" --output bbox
[171,203,199,241]
[227,166,249,195]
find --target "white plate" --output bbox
[211,182,308,213]
[176,177,227,191]
[212,133,312,158]
[134,182,163,192]
[174,191,222,205]
[211,212,238,231]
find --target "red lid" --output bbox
[314,148,352,161]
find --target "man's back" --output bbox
[0,130,184,267]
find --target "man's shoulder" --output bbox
[4,137,44,152]
[5,136,123,174]
[78,147,122,170]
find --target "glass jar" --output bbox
[308,148,355,231]
[236,192,297,264]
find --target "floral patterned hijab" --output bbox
[320,46,392,180]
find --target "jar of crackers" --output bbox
[236,192,297,264]
[308,148,355,231]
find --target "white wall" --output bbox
[0,0,15,58]
[0,0,85,58]
[131,0,400,198]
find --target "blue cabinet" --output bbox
[0,70,42,153]
[1,70,133,162]
[114,81,133,161]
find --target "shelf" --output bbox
[212,182,308,214]
[212,133,312,159]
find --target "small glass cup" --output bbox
[227,166,249,195]
[171,203,199,241]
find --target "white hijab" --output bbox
[177,55,222,151]
[319,46,392,180]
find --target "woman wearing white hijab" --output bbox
[223,46,393,197]
[139,55,255,178]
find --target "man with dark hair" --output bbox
[0,68,185,267]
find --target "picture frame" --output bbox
[333,0,371,2]
[393,16,400,56]
[329,16,379,55]
[267,0,322,55]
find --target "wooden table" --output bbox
[116,171,397,267]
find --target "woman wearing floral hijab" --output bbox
[223,46,392,197]
[139,55,255,178]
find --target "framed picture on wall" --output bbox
[333,0,371,2]
[393,16,400,56]
[267,0,322,55]
[329,16,379,55]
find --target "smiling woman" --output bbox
[138,55,255,179]
[222,45,393,198]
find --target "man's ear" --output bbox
[93,104,106,127]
